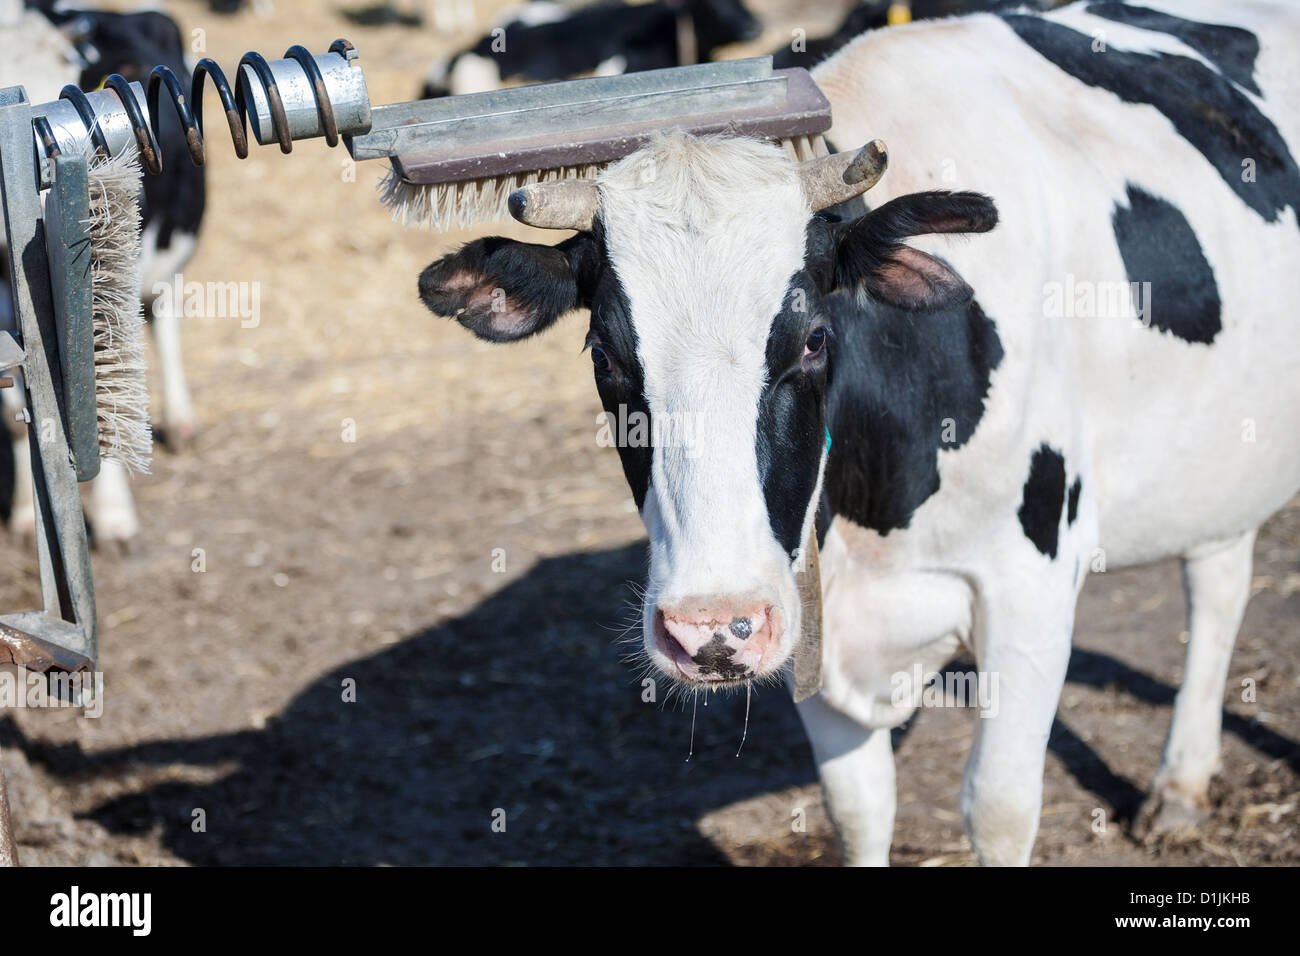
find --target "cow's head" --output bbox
[419,132,996,689]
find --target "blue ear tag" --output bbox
[824,427,833,455]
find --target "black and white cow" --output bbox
[420,0,1299,865]
[420,0,762,98]
[208,0,272,13]
[1,3,205,545]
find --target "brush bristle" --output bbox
[380,134,828,231]
[379,163,603,231]
[781,134,823,163]
[85,144,151,474]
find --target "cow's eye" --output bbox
[804,327,827,359]
[588,343,613,375]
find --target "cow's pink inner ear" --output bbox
[458,282,545,338]
[440,270,483,294]
[484,302,540,338]
[869,245,972,311]
[464,284,502,313]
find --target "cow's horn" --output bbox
[508,180,599,231]
[799,139,889,211]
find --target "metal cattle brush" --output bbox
[346,56,852,230]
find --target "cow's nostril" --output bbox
[729,617,752,640]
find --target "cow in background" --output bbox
[420,0,761,98]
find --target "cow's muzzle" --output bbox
[654,600,783,684]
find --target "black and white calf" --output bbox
[1,3,205,544]
[420,0,1300,865]
[420,0,761,98]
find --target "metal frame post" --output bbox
[0,85,96,675]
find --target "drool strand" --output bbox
[735,683,751,757]
[686,688,698,762]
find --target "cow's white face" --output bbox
[594,136,822,686]
[419,132,997,689]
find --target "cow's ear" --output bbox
[824,191,997,312]
[418,234,599,342]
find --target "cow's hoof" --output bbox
[159,419,196,454]
[91,511,140,554]
[1135,782,1208,839]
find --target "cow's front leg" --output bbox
[796,693,896,866]
[148,293,196,452]
[1138,529,1256,834]
[90,459,140,548]
[961,588,1073,866]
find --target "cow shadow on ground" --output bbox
[3,543,1297,863]
[8,543,818,865]
[1053,648,1300,821]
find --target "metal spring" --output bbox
[55,39,356,175]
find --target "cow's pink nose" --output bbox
[655,602,780,682]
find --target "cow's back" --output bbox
[814,0,1300,567]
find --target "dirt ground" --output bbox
[0,0,1296,867]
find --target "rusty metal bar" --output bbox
[0,619,94,674]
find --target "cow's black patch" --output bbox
[823,295,1004,535]
[1113,184,1221,344]
[1067,476,1082,525]
[586,246,653,511]
[1086,2,1262,94]
[1002,13,1300,228]
[757,274,831,557]
[690,632,749,680]
[1019,444,1067,559]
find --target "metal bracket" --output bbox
[0,86,98,674]
[43,152,99,482]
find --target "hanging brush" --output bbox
[84,144,151,474]
[348,57,836,230]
